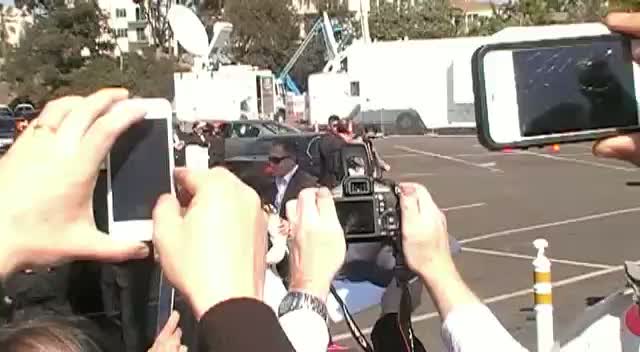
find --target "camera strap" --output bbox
[330,285,374,352]
[397,275,416,352]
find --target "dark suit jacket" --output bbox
[266,167,318,219]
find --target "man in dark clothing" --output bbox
[265,140,317,219]
[206,122,226,167]
[264,140,317,284]
[317,119,350,189]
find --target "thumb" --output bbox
[152,194,184,255]
[65,229,150,263]
[593,133,640,166]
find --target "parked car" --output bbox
[0,117,16,153]
[13,103,35,118]
[0,105,13,119]
[180,119,302,158]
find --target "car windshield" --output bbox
[0,118,15,132]
[262,122,299,134]
[0,109,12,118]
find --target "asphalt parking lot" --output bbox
[330,135,640,351]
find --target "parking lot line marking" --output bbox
[396,172,435,178]
[461,247,616,269]
[395,146,503,173]
[383,154,422,159]
[442,203,486,212]
[459,206,640,244]
[333,264,628,342]
[520,150,636,172]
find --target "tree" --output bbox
[368,1,458,41]
[3,0,113,104]
[3,0,177,105]
[609,0,640,11]
[133,0,173,53]
[224,0,300,72]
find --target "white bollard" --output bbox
[533,238,554,352]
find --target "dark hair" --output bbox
[271,140,298,159]
[328,115,340,125]
[336,119,351,134]
[0,316,109,352]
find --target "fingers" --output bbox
[64,229,150,263]
[157,311,180,340]
[605,13,640,37]
[399,183,420,220]
[33,95,84,131]
[80,100,146,170]
[297,188,320,224]
[175,167,235,197]
[593,133,640,166]
[152,194,184,257]
[57,88,130,143]
[315,188,339,222]
[285,199,298,222]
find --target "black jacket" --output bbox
[197,298,295,352]
[266,167,318,219]
[317,133,348,189]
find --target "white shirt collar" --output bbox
[281,164,298,184]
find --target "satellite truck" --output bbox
[303,21,617,135]
[168,5,286,124]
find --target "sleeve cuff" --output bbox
[198,298,295,351]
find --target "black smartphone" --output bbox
[472,33,640,150]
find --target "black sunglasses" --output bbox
[268,156,289,164]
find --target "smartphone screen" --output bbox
[512,36,638,137]
[110,119,172,222]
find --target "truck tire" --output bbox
[396,112,422,135]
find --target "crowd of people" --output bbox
[1,11,640,352]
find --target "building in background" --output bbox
[98,0,179,55]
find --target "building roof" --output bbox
[450,0,496,13]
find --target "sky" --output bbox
[0,0,14,5]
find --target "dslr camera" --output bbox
[331,143,401,242]
[332,175,401,242]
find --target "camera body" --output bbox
[332,175,401,243]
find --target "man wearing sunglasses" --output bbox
[266,140,317,219]
[265,141,317,287]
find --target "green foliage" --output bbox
[368,1,458,41]
[3,0,175,105]
[224,0,300,72]
[3,0,113,103]
[610,0,640,11]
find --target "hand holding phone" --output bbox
[473,31,640,150]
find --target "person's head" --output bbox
[268,140,297,177]
[328,115,340,133]
[0,316,109,352]
[336,119,353,142]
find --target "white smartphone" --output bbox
[474,34,640,150]
[107,98,174,241]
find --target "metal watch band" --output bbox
[277,291,329,322]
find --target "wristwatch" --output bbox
[278,291,329,322]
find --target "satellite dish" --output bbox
[208,21,233,56]
[168,5,209,58]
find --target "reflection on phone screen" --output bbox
[513,36,638,136]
